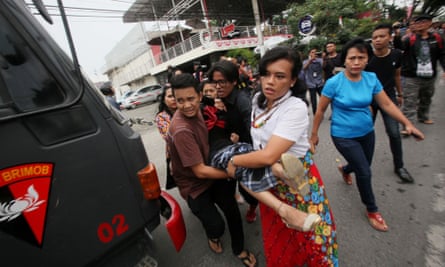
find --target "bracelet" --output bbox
[230,157,236,167]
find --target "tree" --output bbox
[226,48,257,70]
[286,0,381,46]
[418,0,445,19]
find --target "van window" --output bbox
[0,14,65,118]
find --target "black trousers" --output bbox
[187,179,244,255]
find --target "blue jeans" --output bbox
[371,95,403,170]
[332,131,378,212]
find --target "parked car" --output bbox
[227,29,241,39]
[116,90,134,106]
[121,85,163,109]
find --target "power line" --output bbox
[25,1,258,22]
[26,4,128,13]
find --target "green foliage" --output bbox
[385,4,407,22]
[226,48,257,68]
[287,0,381,45]
[336,28,353,44]
[420,0,445,18]
[307,37,327,51]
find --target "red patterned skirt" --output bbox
[260,155,338,267]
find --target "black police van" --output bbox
[0,1,185,266]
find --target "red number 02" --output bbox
[97,214,130,243]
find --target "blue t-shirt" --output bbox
[322,71,382,138]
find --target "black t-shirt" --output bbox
[223,89,252,144]
[201,97,232,159]
[323,54,342,80]
[365,49,402,96]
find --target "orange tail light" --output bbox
[137,163,161,200]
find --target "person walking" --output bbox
[99,82,120,110]
[323,41,342,81]
[400,14,445,125]
[167,74,256,267]
[207,60,260,224]
[303,48,324,114]
[155,85,177,189]
[311,38,424,232]
[366,23,414,183]
[226,46,337,267]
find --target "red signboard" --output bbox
[220,23,235,38]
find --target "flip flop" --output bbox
[237,250,257,267]
[367,212,388,232]
[208,238,223,254]
[280,153,310,196]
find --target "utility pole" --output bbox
[252,0,264,56]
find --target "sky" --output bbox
[26,0,138,82]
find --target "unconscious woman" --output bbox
[225,46,338,267]
[310,38,424,232]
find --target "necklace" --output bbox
[251,93,290,128]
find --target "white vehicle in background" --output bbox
[116,90,134,106]
[121,84,163,109]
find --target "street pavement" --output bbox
[123,75,445,267]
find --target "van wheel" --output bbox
[156,95,162,102]
[130,104,136,109]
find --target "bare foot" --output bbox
[237,250,256,267]
[208,238,223,254]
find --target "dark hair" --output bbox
[256,46,305,108]
[326,40,336,46]
[197,79,214,93]
[170,73,199,94]
[207,60,239,83]
[340,38,372,65]
[99,82,113,96]
[373,23,393,35]
[157,85,174,116]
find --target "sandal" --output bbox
[208,238,223,254]
[277,203,321,232]
[338,165,353,185]
[284,213,322,232]
[280,153,310,196]
[367,212,388,232]
[237,250,257,267]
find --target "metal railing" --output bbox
[153,25,290,66]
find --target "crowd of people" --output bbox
[152,13,444,267]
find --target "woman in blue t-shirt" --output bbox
[310,38,424,232]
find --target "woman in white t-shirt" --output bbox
[226,46,337,267]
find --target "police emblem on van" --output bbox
[0,163,53,246]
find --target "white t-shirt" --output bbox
[251,91,310,158]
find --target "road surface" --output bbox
[123,75,445,266]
